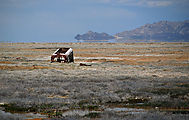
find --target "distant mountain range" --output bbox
[75,31,115,40]
[116,20,189,42]
[75,20,189,42]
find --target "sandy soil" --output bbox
[0,42,189,119]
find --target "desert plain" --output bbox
[0,42,189,120]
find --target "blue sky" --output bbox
[0,0,189,42]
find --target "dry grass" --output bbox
[0,65,50,70]
[0,61,16,64]
[73,43,189,67]
[25,118,44,120]
[0,42,189,119]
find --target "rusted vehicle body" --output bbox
[51,48,74,63]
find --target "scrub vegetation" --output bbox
[0,42,189,119]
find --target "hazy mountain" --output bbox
[75,31,115,40]
[115,20,189,42]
